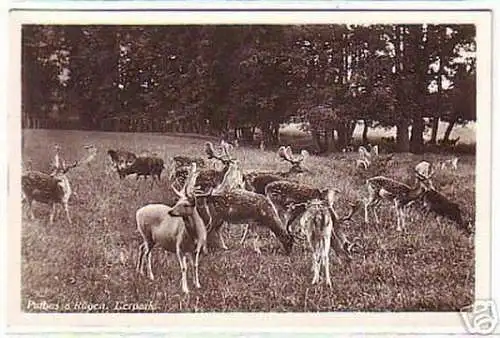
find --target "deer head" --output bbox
[414,164,435,190]
[170,162,203,216]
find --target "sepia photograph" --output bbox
[6,7,495,334]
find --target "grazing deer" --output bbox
[119,155,165,185]
[196,162,295,255]
[22,147,85,225]
[364,169,433,231]
[135,163,210,294]
[440,156,459,171]
[419,188,473,235]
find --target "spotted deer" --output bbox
[291,199,359,287]
[22,145,94,225]
[171,141,235,192]
[195,162,294,255]
[364,169,433,231]
[264,180,358,262]
[135,162,210,294]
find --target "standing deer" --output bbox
[364,169,433,231]
[265,180,358,262]
[291,199,358,287]
[135,162,210,294]
[22,147,85,225]
[195,162,295,255]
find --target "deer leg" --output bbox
[218,227,228,250]
[49,203,56,225]
[193,248,202,289]
[240,224,250,245]
[178,252,189,294]
[136,242,146,274]
[252,229,262,255]
[146,245,155,280]
[311,248,321,285]
[64,201,72,224]
[323,238,332,288]
[395,201,404,232]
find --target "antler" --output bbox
[205,141,234,165]
[278,146,306,167]
[212,161,244,195]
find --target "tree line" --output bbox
[22,24,476,153]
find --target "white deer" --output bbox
[135,162,209,294]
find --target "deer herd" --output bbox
[21,138,473,294]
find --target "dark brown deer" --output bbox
[419,188,473,235]
[107,149,137,178]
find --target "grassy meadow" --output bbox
[20,128,475,312]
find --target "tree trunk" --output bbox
[312,129,321,154]
[443,119,456,142]
[396,120,410,152]
[362,120,369,144]
[430,117,439,144]
[336,124,349,151]
[410,118,424,154]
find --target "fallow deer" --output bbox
[244,145,309,195]
[22,146,90,225]
[364,169,433,231]
[440,157,459,171]
[135,162,210,294]
[195,162,294,255]
[419,188,473,235]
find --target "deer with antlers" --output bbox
[356,145,380,169]
[364,167,433,232]
[192,161,295,255]
[135,162,211,294]
[22,145,94,225]
[171,141,235,191]
[243,146,309,195]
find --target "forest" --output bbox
[21,24,476,154]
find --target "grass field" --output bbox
[20,128,475,312]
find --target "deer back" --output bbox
[22,171,66,203]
